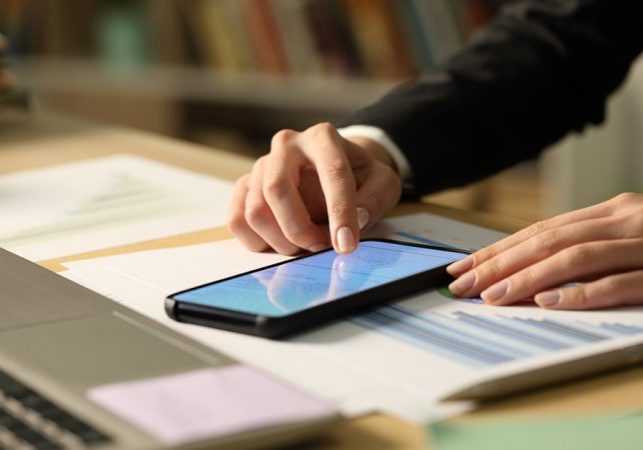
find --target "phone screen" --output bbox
[172,241,466,318]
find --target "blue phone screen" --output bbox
[172,241,466,317]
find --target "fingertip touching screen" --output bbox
[172,241,466,318]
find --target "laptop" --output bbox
[0,248,338,449]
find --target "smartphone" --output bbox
[165,239,469,339]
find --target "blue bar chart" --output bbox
[364,230,643,367]
[350,306,643,367]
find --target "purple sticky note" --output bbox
[88,365,335,446]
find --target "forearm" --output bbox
[339,0,643,196]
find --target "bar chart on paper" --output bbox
[350,306,643,368]
[350,228,643,368]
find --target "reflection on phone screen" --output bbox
[173,241,466,317]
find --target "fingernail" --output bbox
[447,256,473,276]
[481,281,508,303]
[336,226,356,254]
[448,271,476,296]
[535,290,560,308]
[357,207,370,230]
[309,243,327,253]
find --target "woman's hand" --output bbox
[447,193,643,310]
[227,122,402,255]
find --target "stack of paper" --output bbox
[61,213,643,422]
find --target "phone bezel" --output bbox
[165,238,470,339]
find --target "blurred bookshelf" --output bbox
[2,0,511,135]
[3,0,548,222]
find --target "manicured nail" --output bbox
[447,257,473,276]
[309,243,327,253]
[336,226,355,254]
[535,290,560,308]
[481,281,508,303]
[448,271,476,296]
[357,207,370,230]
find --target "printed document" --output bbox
[61,213,643,422]
[0,154,233,260]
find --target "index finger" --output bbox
[303,123,359,254]
[262,130,328,252]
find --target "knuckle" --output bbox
[227,212,245,236]
[600,278,621,298]
[534,229,562,254]
[263,175,289,201]
[614,192,639,205]
[252,156,267,173]
[282,224,315,246]
[309,122,335,136]
[610,192,643,213]
[235,174,250,187]
[329,200,351,219]
[232,177,249,196]
[244,200,270,226]
[480,257,503,280]
[623,210,643,236]
[515,268,533,290]
[572,286,591,308]
[530,219,552,236]
[471,248,495,267]
[271,129,296,149]
[563,244,593,268]
[324,160,349,181]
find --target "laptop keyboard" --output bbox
[0,370,110,449]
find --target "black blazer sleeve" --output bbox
[338,0,643,197]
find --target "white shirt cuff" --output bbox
[337,125,413,189]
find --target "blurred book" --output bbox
[5,0,509,80]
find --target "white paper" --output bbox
[63,213,643,422]
[0,154,233,260]
[88,366,334,446]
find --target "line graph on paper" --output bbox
[0,172,188,247]
[0,155,234,260]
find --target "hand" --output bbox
[446,193,643,310]
[0,34,17,91]
[228,122,402,255]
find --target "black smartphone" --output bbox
[165,239,470,339]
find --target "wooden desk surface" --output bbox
[2,112,643,449]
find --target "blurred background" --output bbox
[1,0,641,223]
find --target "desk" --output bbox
[3,112,643,449]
